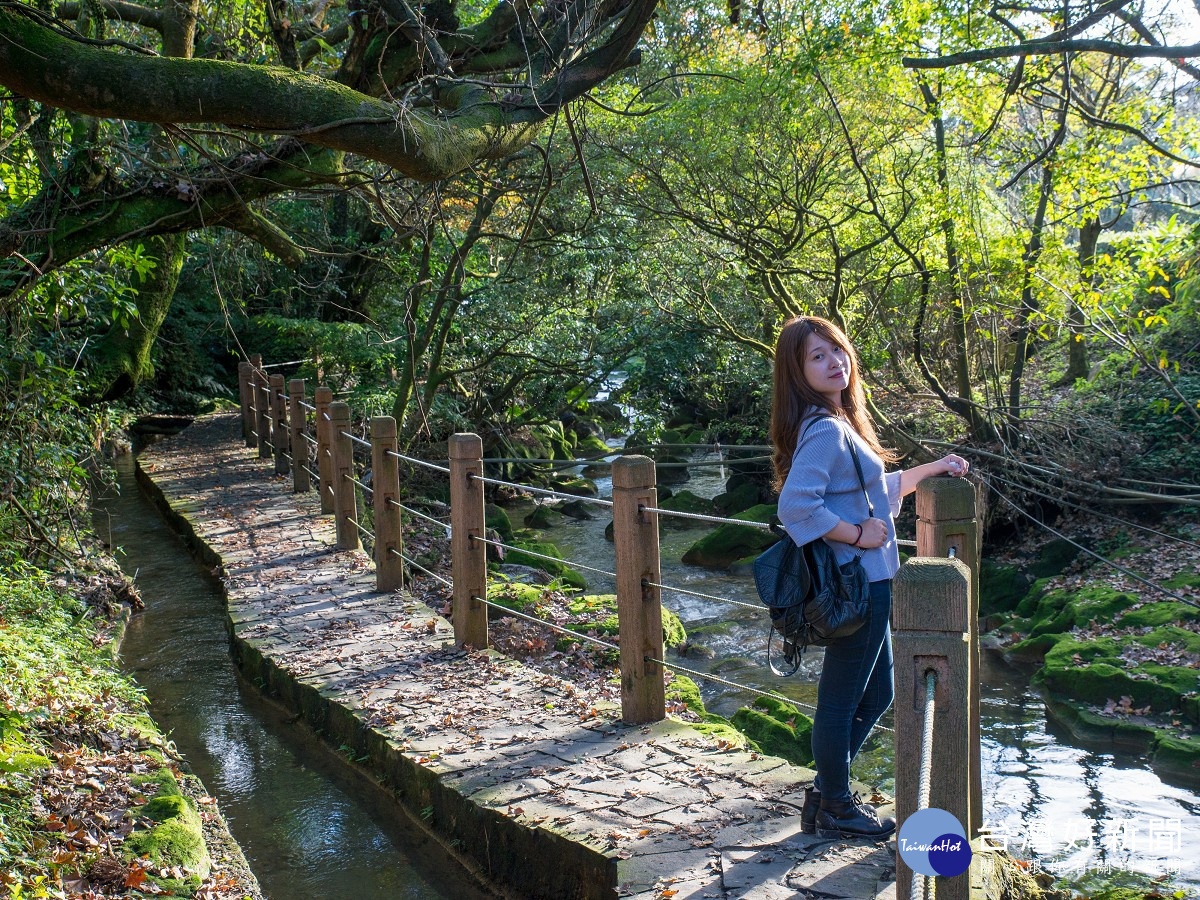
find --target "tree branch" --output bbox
[904,38,1200,70]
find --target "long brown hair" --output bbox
[770,316,895,491]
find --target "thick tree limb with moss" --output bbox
[0,140,347,300]
[0,0,654,180]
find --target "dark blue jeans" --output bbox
[811,579,894,805]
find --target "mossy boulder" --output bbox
[574,433,612,457]
[1115,600,1200,629]
[979,560,1032,617]
[666,674,753,749]
[548,476,598,497]
[1040,627,1200,716]
[655,455,692,486]
[658,490,712,530]
[681,504,778,569]
[485,503,514,542]
[503,540,587,589]
[1028,537,1083,578]
[713,481,760,518]
[559,500,597,520]
[485,579,550,618]
[523,505,561,529]
[730,697,814,767]
[563,593,687,648]
[1010,586,1134,638]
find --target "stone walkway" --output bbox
[139,413,900,900]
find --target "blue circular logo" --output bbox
[898,809,972,878]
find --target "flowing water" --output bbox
[518,450,1200,889]
[94,453,493,900]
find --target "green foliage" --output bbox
[0,330,119,567]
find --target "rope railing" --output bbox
[388,498,452,533]
[473,594,622,653]
[386,449,451,474]
[467,472,615,507]
[470,534,618,581]
[391,547,453,587]
[912,669,939,900]
[640,505,772,529]
[345,474,373,495]
[642,579,764,612]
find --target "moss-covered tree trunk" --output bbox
[89,233,186,400]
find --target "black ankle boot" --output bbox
[815,793,896,839]
[801,785,820,834]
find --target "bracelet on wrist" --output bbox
[852,523,863,547]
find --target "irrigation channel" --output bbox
[514,448,1200,891]
[93,452,495,900]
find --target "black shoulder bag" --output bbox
[753,416,874,676]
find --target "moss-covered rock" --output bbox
[712,481,760,518]
[562,594,687,648]
[979,560,1032,617]
[1115,600,1200,629]
[503,540,588,589]
[548,476,598,497]
[485,503,514,542]
[681,504,778,569]
[666,675,754,749]
[730,697,814,767]
[1039,628,1200,715]
[1029,538,1083,578]
[658,490,712,530]
[523,505,561,529]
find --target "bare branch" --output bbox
[904,38,1200,70]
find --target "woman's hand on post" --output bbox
[938,454,969,477]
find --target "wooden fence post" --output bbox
[288,379,310,492]
[448,433,487,649]
[255,366,271,460]
[916,478,982,836]
[238,362,254,447]
[315,386,334,514]
[247,353,263,449]
[270,373,288,476]
[893,557,973,900]
[611,455,665,725]
[372,416,404,592]
[329,401,361,552]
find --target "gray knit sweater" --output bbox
[777,414,903,583]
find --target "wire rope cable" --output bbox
[298,399,316,412]
[470,534,617,580]
[346,475,373,495]
[386,449,451,474]
[473,595,622,652]
[984,476,1200,610]
[989,471,1200,552]
[912,669,939,900]
[388,547,453,587]
[350,517,374,542]
[642,579,764,612]
[467,472,614,507]
[340,431,371,449]
[388,499,452,532]
[639,505,772,529]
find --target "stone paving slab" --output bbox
[138,414,899,900]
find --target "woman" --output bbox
[771,316,968,840]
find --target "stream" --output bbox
[94,452,493,900]
[517,449,1200,890]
